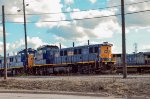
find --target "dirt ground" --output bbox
[0,93,124,99]
[0,76,150,97]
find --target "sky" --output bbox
[0,0,150,55]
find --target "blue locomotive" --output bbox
[113,52,150,73]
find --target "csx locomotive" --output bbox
[0,42,116,76]
[113,52,150,73]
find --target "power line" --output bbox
[6,14,121,23]
[4,5,120,16]
[1,0,150,16]
[125,0,150,6]
[126,9,150,15]
[3,9,150,24]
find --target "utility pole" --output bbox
[59,43,62,64]
[73,42,74,47]
[134,43,138,54]
[2,5,7,80]
[121,0,127,78]
[88,40,89,45]
[23,0,28,73]
[134,43,138,65]
[59,43,61,49]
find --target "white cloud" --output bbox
[0,37,48,54]
[29,0,67,28]
[64,0,74,5]
[0,0,65,26]
[0,0,24,22]
[47,25,90,42]
[31,0,67,28]
[66,7,72,12]
[0,26,9,37]
[70,9,116,20]
[92,19,121,38]
[108,0,150,28]
[27,37,48,49]
[36,13,66,28]
[46,9,121,42]
[0,42,3,54]
[0,26,3,37]
[52,42,67,48]
[142,45,150,52]
[52,35,66,42]
[112,45,122,54]
[34,0,150,42]
[89,0,97,4]
[1,0,121,43]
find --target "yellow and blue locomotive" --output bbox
[32,42,115,75]
[0,42,115,75]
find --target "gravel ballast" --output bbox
[0,76,150,97]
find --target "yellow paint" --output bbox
[28,54,34,68]
[100,46,112,59]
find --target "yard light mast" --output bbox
[23,0,28,73]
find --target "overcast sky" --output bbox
[0,0,150,55]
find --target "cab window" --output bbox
[74,49,77,55]
[64,50,67,56]
[89,47,93,53]
[94,47,98,53]
[60,51,63,56]
[78,49,82,54]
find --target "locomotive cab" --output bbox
[100,42,113,62]
[35,45,59,65]
[96,42,116,73]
